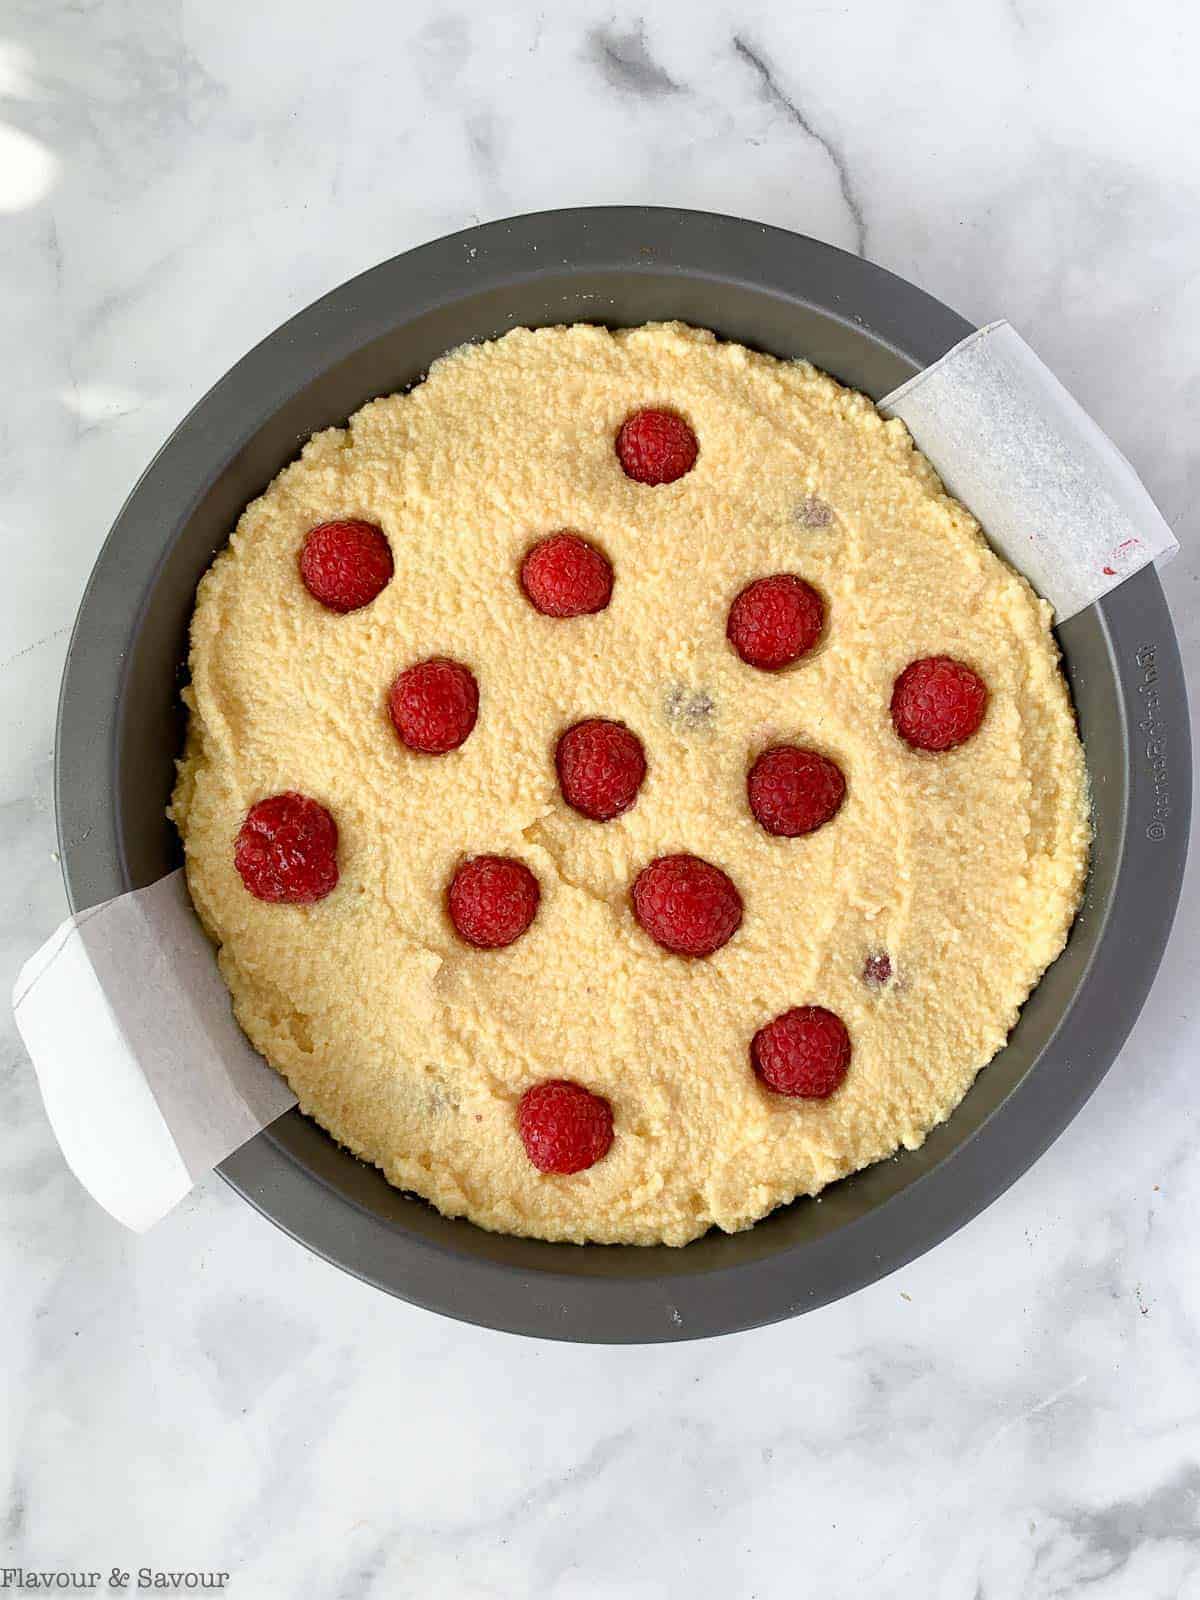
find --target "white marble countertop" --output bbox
[3,3,1198,1594]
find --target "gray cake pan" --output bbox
[56,207,1190,1342]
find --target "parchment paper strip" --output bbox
[13,870,296,1231]
[880,321,1177,621]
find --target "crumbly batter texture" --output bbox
[171,322,1090,1246]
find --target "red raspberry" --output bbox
[631,854,743,958]
[891,655,988,751]
[616,409,698,485]
[299,520,393,613]
[747,745,846,837]
[520,533,613,617]
[556,719,647,821]
[752,1006,851,1099]
[727,575,825,670]
[234,792,338,904]
[518,1080,614,1174]
[389,658,479,755]
[518,1075,614,1177]
[447,855,540,949]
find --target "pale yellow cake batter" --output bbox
[171,322,1090,1245]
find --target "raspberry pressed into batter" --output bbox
[752,1006,852,1099]
[518,1080,614,1173]
[388,658,479,755]
[234,792,339,904]
[891,656,988,752]
[520,532,614,617]
[747,745,846,837]
[448,855,541,949]
[632,854,743,958]
[556,719,647,821]
[616,408,698,485]
[727,574,825,670]
[299,519,394,613]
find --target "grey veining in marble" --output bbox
[2,2,1198,1595]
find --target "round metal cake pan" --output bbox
[56,207,1190,1342]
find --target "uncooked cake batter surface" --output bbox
[171,322,1090,1245]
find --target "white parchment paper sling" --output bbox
[879,321,1177,619]
[13,871,296,1230]
[12,320,1180,1231]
